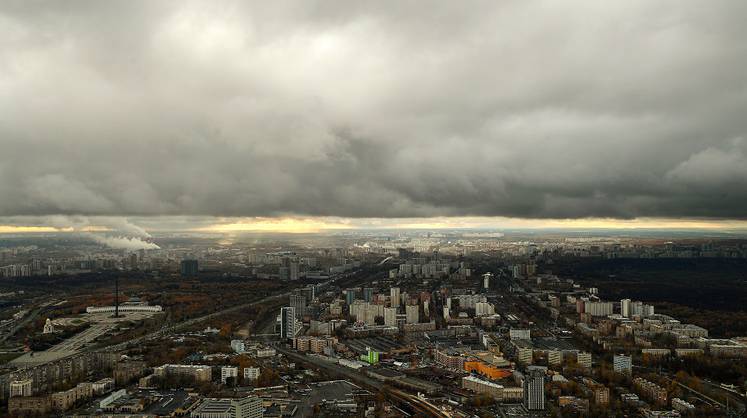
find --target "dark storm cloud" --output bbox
[1,1,747,220]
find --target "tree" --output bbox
[219,324,232,338]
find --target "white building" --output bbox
[482,272,492,289]
[350,301,384,325]
[475,302,495,317]
[672,397,695,413]
[230,340,245,353]
[43,318,55,334]
[191,395,263,418]
[518,347,533,365]
[585,302,613,317]
[577,352,592,369]
[384,307,398,327]
[457,294,486,309]
[10,379,32,397]
[510,328,531,341]
[630,301,655,317]
[243,367,260,382]
[390,287,400,308]
[86,304,163,314]
[621,299,631,317]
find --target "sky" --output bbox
[1,1,747,237]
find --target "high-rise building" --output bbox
[345,289,356,306]
[243,367,260,382]
[523,367,546,410]
[517,347,533,365]
[576,299,586,313]
[280,307,296,340]
[289,294,306,319]
[577,352,592,369]
[475,302,495,317]
[482,272,492,289]
[349,301,384,325]
[363,287,374,302]
[457,294,486,309]
[221,366,238,384]
[180,259,199,277]
[278,266,289,281]
[390,287,400,308]
[405,304,419,324]
[629,301,656,317]
[613,354,632,376]
[289,262,300,281]
[548,350,563,367]
[621,299,631,317]
[585,301,613,317]
[384,307,398,327]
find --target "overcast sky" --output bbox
[1,1,747,233]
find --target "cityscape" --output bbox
[2,1,747,417]
[0,233,746,417]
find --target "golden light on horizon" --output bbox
[0,226,73,233]
[197,217,355,234]
[199,216,747,233]
[2,217,747,235]
[0,225,110,234]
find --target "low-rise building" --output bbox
[634,377,668,406]
[462,375,510,400]
[154,364,212,383]
[190,395,264,418]
[8,396,52,416]
[50,382,93,412]
[671,397,695,413]
[114,360,147,385]
[435,348,465,370]
[92,377,115,395]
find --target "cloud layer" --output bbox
[1,1,747,220]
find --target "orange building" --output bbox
[464,361,513,379]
